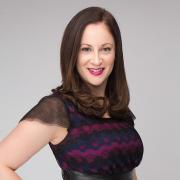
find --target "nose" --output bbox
[90,50,102,66]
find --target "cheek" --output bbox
[77,55,88,67]
[76,58,87,77]
[106,54,115,67]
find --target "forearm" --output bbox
[0,164,22,180]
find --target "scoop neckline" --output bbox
[85,114,117,121]
[95,116,113,120]
[61,96,117,121]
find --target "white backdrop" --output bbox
[0,0,180,179]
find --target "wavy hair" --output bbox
[52,6,135,120]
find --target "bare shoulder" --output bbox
[0,119,67,170]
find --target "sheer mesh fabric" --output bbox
[18,94,70,128]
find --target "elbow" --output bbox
[0,163,22,180]
[0,163,15,171]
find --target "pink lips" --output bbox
[88,68,104,76]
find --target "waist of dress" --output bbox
[61,169,133,180]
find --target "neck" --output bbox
[88,85,106,97]
[83,79,108,97]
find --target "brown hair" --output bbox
[52,6,135,120]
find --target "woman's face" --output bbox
[76,22,115,95]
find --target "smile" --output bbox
[87,68,104,76]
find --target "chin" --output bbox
[89,83,102,87]
[86,79,107,87]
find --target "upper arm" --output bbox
[0,119,61,171]
[132,168,137,180]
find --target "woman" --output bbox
[0,6,144,180]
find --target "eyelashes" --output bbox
[81,47,91,52]
[102,47,112,52]
[81,47,112,52]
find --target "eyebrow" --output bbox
[80,43,113,46]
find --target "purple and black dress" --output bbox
[19,91,144,180]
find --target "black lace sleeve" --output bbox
[18,94,70,128]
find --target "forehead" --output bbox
[80,22,115,45]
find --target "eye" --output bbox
[81,47,91,52]
[103,47,111,52]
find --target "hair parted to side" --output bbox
[52,6,136,121]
